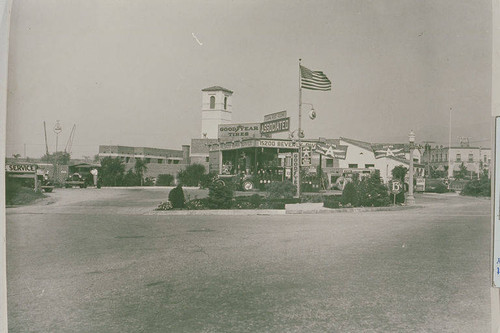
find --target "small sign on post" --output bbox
[263,110,287,122]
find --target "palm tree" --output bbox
[134,159,148,186]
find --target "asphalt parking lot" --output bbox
[6,188,492,332]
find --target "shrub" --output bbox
[5,178,22,205]
[168,185,186,208]
[248,194,263,207]
[208,182,234,209]
[341,172,391,207]
[266,181,297,199]
[389,192,405,204]
[357,172,391,207]
[342,182,358,206]
[122,169,141,186]
[427,183,449,193]
[323,195,342,209]
[178,164,206,187]
[156,174,174,186]
[156,201,173,210]
[199,172,218,189]
[185,198,210,210]
[461,177,491,197]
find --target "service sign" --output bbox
[218,123,261,139]
[260,117,290,135]
[263,110,287,122]
[5,164,37,173]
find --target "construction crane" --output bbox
[43,121,50,162]
[64,124,76,154]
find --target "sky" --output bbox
[5,0,492,159]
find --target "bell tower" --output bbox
[201,86,233,139]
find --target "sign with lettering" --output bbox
[292,152,299,185]
[218,123,261,139]
[5,164,37,173]
[260,117,290,135]
[372,144,405,159]
[314,142,348,159]
[301,146,312,166]
[210,139,318,151]
[263,110,287,122]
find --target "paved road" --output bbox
[6,189,491,332]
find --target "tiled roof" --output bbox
[201,86,233,94]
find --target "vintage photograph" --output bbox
[2,0,494,332]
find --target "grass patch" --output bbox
[6,187,46,206]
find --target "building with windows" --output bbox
[98,145,190,179]
[422,143,491,178]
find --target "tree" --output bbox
[168,184,186,208]
[156,174,175,186]
[100,157,125,186]
[461,176,491,197]
[12,154,21,159]
[42,151,71,165]
[208,182,234,209]
[391,165,408,184]
[134,159,148,186]
[178,163,206,186]
[122,169,140,186]
[357,170,391,207]
[455,162,468,180]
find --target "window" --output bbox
[456,154,461,162]
[173,160,180,164]
[224,96,227,110]
[205,157,209,163]
[210,96,215,109]
[126,157,130,163]
[348,164,358,168]
[468,154,473,162]
[484,155,487,163]
[145,158,151,163]
[326,159,333,167]
[365,164,374,168]
[158,159,163,164]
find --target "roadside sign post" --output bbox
[391,180,402,206]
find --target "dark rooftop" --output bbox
[201,86,233,94]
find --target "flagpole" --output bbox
[298,59,302,198]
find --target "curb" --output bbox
[147,209,286,216]
[147,205,422,216]
[285,205,422,214]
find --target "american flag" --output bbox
[300,65,332,91]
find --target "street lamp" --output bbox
[296,103,316,198]
[407,130,416,205]
[302,103,316,120]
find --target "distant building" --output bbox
[98,145,190,179]
[336,137,425,184]
[422,143,491,178]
